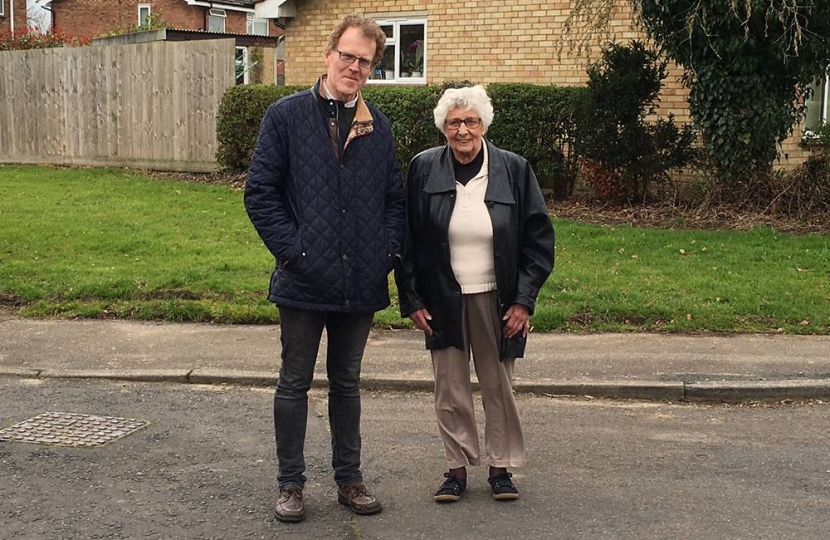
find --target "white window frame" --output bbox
[1,0,6,17]
[368,17,427,85]
[804,74,829,139]
[235,46,249,85]
[803,75,830,139]
[138,4,151,26]
[208,8,226,33]
[246,13,268,36]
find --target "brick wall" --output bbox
[51,0,250,40]
[282,0,810,168]
[0,0,29,35]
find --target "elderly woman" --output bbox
[395,86,554,503]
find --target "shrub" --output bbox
[487,83,586,199]
[218,84,447,174]
[780,155,830,215]
[635,0,830,187]
[757,133,830,217]
[714,155,830,218]
[575,41,696,204]
[362,84,445,172]
[97,11,171,38]
[248,47,264,84]
[0,28,89,51]
[566,0,830,188]
[216,82,586,192]
[215,84,306,170]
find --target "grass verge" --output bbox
[1,165,828,334]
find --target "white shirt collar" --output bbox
[323,79,358,108]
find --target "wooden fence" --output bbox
[0,39,235,172]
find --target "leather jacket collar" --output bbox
[424,140,515,205]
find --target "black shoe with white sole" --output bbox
[434,473,466,503]
[488,473,519,501]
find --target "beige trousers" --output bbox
[430,291,526,469]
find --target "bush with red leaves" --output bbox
[0,27,90,51]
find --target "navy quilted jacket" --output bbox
[245,85,405,313]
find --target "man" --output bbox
[244,14,404,523]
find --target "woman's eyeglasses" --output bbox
[445,117,482,130]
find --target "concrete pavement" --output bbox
[1,312,830,402]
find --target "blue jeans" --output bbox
[274,306,374,490]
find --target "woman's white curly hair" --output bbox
[433,85,494,134]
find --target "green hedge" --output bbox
[216,83,587,195]
[487,83,587,198]
[216,84,307,170]
[360,85,445,174]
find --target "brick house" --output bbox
[0,0,28,35]
[256,0,824,168]
[45,0,285,83]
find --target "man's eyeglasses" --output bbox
[332,48,374,70]
[445,117,482,130]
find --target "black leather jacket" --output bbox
[395,140,555,358]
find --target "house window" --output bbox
[247,13,268,36]
[804,75,829,137]
[208,8,226,33]
[138,5,151,26]
[368,18,426,84]
[1,0,5,17]
[236,47,249,85]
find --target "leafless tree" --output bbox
[27,0,52,33]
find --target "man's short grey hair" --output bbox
[433,85,494,133]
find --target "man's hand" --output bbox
[409,308,434,336]
[502,304,531,339]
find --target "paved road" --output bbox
[1,378,829,539]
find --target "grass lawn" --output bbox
[1,165,828,334]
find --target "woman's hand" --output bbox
[409,308,434,336]
[503,304,531,339]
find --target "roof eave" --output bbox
[254,0,296,19]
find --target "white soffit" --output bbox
[255,0,296,19]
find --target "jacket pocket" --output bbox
[500,334,527,359]
[284,225,307,267]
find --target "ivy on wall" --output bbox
[565,0,830,187]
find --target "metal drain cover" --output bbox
[0,412,149,448]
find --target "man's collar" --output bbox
[319,75,358,108]
[315,75,372,124]
[312,75,375,147]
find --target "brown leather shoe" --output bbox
[337,483,382,515]
[274,487,305,523]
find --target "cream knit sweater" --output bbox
[447,145,496,294]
